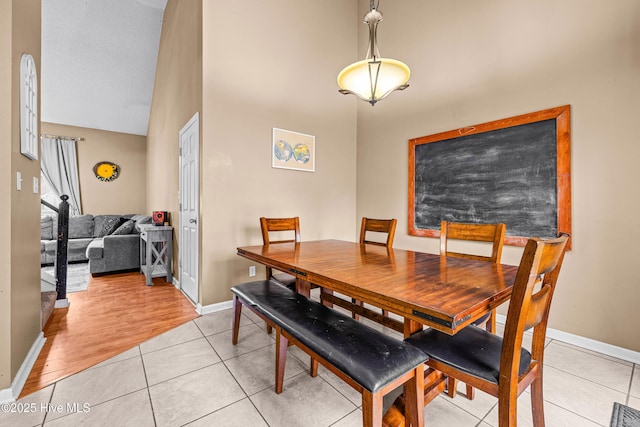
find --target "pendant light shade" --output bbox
[337,2,410,106]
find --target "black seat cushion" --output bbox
[405,325,531,384]
[231,280,294,321]
[472,312,491,327]
[264,295,426,393]
[231,280,427,393]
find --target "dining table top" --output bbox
[237,239,519,335]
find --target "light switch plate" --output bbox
[33,177,39,193]
[16,172,22,191]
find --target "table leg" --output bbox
[403,319,423,338]
[296,278,311,298]
[384,368,447,426]
[320,288,334,308]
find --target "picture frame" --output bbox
[272,128,315,172]
[408,105,571,249]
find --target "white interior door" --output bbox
[179,113,199,304]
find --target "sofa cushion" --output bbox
[94,215,122,237]
[68,214,95,239]
[111,219,135,235]
[86,238,104,259]
[44,240,57,254]
[41,215,54,240]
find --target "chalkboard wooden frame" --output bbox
[408,105,571,248]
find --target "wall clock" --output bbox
[93,161,120,182]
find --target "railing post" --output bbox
[55,195,70,307]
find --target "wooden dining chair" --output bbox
[359,217,397,248]
[440,220,506,399]
[406,233,570,427]
[353,217,398,319]
[260,217,301,290]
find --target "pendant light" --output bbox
[337,0,410,106]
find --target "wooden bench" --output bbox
[231,280,427,427]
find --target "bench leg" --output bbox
[447,377,457,398]
[310,357,318,377]
[362,390,383,427]
[232,295,241,345]
[404,364,425,427]
[275,327,288,394]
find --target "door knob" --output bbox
[189,219,197,224]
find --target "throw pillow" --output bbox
[100,216,124,237]
[110,219,135,235]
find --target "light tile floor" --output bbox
[1,303,638,427]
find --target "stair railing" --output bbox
[40,194,69,303]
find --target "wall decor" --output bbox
[272,128,315,172]
[93,161,120,182]
[408,105,571,248]
[20,53,38,160]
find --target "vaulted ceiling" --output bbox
[41,0,168,136]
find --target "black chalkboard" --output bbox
[408,106,571,247]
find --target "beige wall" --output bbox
[356,0,640,351]
[200,0,358,306]
[41,123,147,215]
[147,0,202,286]
[0,0,41,390]
[148,0,358,307]
[0,0,12,391]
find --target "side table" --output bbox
[139,224,173,286]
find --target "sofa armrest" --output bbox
[102,234,141,271]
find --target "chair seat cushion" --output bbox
[405,325,532,384]
[472,312,491,327]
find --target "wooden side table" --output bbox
[139,224,173,286]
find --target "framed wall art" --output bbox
[272,128,315,172]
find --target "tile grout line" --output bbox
[139,344,159,427]
[627,364,636,406]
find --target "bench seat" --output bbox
[231,280,427,427]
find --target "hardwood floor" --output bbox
[21,270,199,398]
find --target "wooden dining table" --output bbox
[237,239,518,337]
[236,239,519,425]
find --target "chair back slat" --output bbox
[440,221,506,263]
[359,217,397,248]
[523,285,551,331]
[260,217,301,245]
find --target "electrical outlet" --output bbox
[249,266,256,277]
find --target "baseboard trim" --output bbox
[196,300,233,315]
[496,314,640,364]
[0,332,46,403]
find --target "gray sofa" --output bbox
[40,213,152,275]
